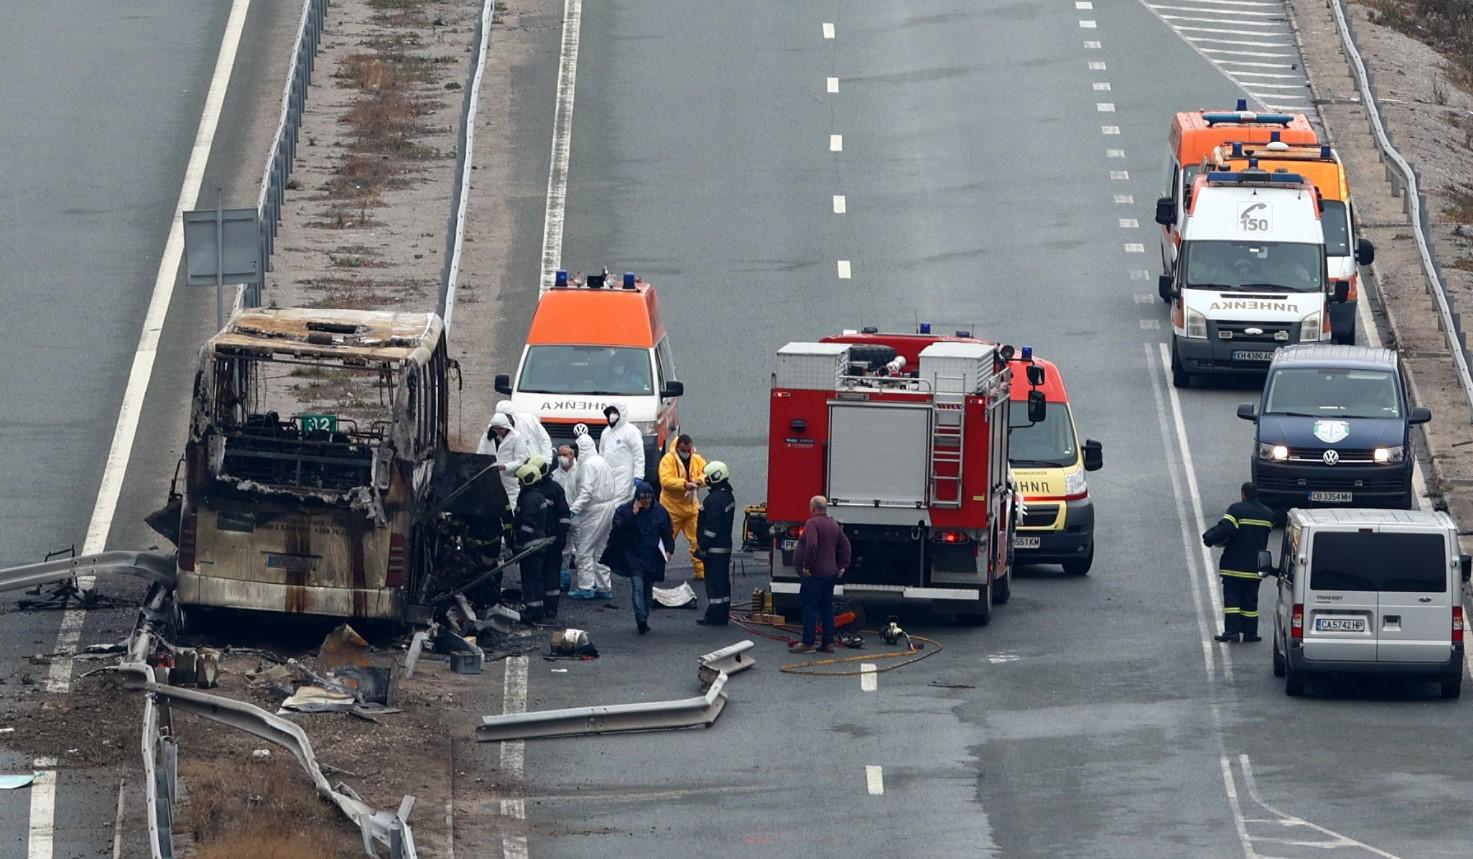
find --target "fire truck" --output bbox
[762,328,1038,625]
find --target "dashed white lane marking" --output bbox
[500,657,530,859]
[538,0,584,295]
[1107,148,1126,158]
[1140,319,1162,330]
[1079,18,1098,27]
[860,663,878,691]
[1124,242,1145,252]
[1134,293,1156,304]
[28,758,58,859]
[1115,194,1135,204]
[833,194,847,214]
[1120,218,1140,228]
[1096,102,1116,112]
[1110,170,1130,180]
[822,21,835,38]
[830,133,843,152]
[1076,0,1094,7]
[837,260,852,279]
[866,765,885,796]
[1129,269,1152,279]
[1102,125,1121,134]
[1089,60,1108,70]
[826,76,839,93]
[1083,39,1102,48]
[1093,81,1112,90]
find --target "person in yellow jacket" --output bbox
[659,434,707,579]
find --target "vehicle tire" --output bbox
[1284,661,1305,696]
[1170,344,1191,389]
[994,568,1012,605]
[1441,678,1462,700]
[1272,636,1286,678]
[846,344,898,370]
[1062,543,1094,576]
[956,578,993,626]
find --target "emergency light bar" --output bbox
[1205,170,1307,186]
[1202,111,1295,126]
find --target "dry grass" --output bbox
[1367,0,1473,82]
[182,756,358,858]
[196,830,356,859]
[1446,185,1473,224]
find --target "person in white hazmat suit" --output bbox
[567,432,621,599]
[598,400,645,501]
[495,400,553,462]
[478,412,534,505]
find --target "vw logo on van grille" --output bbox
[1322,450,1340,466]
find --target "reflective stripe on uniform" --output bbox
[1238,518,1274,528]
[708,597,730,604]
[520,525,535,533]
[1222,514,1239,526]
[1223,607,1241,614]
[1241,610,1259,618]
[525,599,544,608]
[706,548,731,555]
[701,530,717,538]
[545,589,561,596]
[1220,569,1262,580]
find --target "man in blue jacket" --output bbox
[601,480,673,634]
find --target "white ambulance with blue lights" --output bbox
[1159,166,1343,388]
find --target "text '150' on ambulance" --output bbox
[1006,351,1103,575]
[1157,164,1345,389]
[494,269,684,486]
[1201,138,1375,345]
[1157,102,1317,294]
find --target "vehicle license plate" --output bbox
[782,539,797,552]
[1232,350,1276,362]
[1314,617,1367,633]
[1309,490,1353,503]
[1013,535,1042,549]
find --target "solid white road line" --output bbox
[1163,15,1286,27]
[1213,59,1298,68]
[537,0,583,295]
[1149,4,1287,16]
[1196,47,1295,57]
[822,21,835,39]
[1184,34,1295,45]
[833,194,846,214]
[1227,70,1303,78]
[501,656,530,859]
[1219,755,1262,859]
[28,758,58,859]
[826,76,839,93]
[111,778,126,859]
[865,765,884,795]
[859,662,877,691]
[837,260,852,279]
[830,133,843,152]
[1240,81,1312,90]
[1238,755,1402,858]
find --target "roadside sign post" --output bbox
[183,192,262,331]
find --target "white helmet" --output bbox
[703,461,730,484]
[515,462,542,487]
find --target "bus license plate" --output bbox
[1232,350,1276,362]
[1309,490,1353,503]
[1315,617,1367,633]
[1013,535,1041,549]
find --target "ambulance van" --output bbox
[1160,167,1344,388]
[1007,352,1103,574]
[495,270,684,486]
[1202,139,1375,344]
[1157,102,1317,299]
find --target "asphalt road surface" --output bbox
[480,0,1473,856]
[0,3,295,856]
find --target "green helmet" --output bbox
[703,460,730,484]
[515,462,542,487]
[527,453,551,477]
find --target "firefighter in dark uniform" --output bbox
[534,455,571,620]
[695,461,736,626]
[512,462,552,622]
[1202,482,1283,642]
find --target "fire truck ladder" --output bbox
[929,374,966,508]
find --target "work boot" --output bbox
[789,643,815,653]
[1242,635,1262,643]
[637,619,650,635]
[1213,632,1238,643]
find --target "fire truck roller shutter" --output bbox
[827,403,931,508]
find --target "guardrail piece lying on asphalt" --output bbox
[476,672,730,742]
[0,550,176,596]
[119,665,419,859]
[697,640,755,690]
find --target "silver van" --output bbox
[1269,508,1469,698]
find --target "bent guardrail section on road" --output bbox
[439,0,497,330]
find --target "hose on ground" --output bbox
[728,603,945,676]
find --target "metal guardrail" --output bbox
[1328,0,1473,421]
[697,640,755,690]
[0,550,175,596]
[477,671,731,741]
[438,0,497,330]
[245,0,329,310]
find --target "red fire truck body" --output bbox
[764,331,1018,624]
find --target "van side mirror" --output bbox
[1461,554,1471,584]
[1155,196,1176,226]
[661,380,685,399]
[1409,406,1432,425]
[494,374,513,396]
[1083,439,1103,472]
[1257,549,1275,575]
[1331,280,1350,303]
[1158,274,1175,302]
[1356,238,1376,266]
[1026,364,1046,387]
[1027,390,1047,424]
[1236,402,1258,422]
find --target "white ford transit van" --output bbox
[1270,509,1469,698]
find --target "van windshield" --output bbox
[1320,200,1350,257]
[1310,531,1446,592]
[1265,367,1401,419]
[1008,402,1078,467]
[518,345,654,396]
[1183,240,1323,293]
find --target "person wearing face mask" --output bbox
[495,400,553,461]
[598,400,645,500]
[658,434,707,581]
[478,412,533,505]
[568,432,621,600]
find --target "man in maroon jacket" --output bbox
[791,495,852,653]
